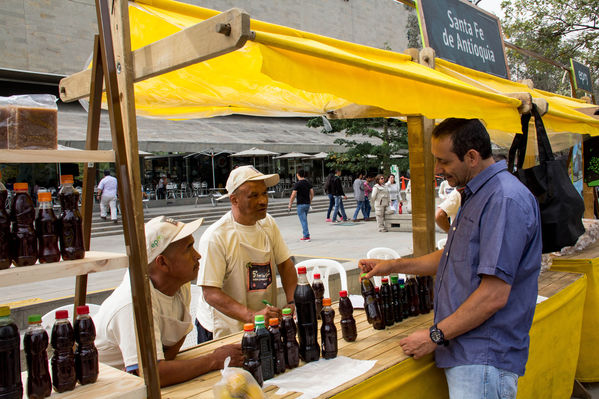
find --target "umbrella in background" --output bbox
[305,152,328,182]
[184,149,233,189]
[230,147,280,172]
[275,152,311,177]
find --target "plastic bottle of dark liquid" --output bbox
[241,323,263,386]
[268,318,286,375]
[280,308,299,369]
[294,266,320,362]
[338,290,357,342]
[10,182,37,267]
[399,279,409,319]
[0,175,11,270]
[360,273,385,330]
[418,276,432,314]
[74,305,98,385]
[51,310,76,393]
[24,314,52,399]
[312,273,325,320]
[35,192,60,264]
[254,315,274,381]
[58,175,84,261]
[407,277,420,317]
[390,276,403,323]
[380,278,394,327]
[320,298,337,359]
[0,306,23,399]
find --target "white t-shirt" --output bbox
[386,182,399,200]
[195,211,291,337]
[438,188,461,220]
[95,271,193,371]
[438,180,455,200]
[98,175,118,197]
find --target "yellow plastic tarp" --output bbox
[125,0,522,133]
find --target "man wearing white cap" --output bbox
[94,216,242,387]
[195,165,298,342]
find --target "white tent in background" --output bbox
[230,147,280,171]
[304,152,329,181]
[275,152,311,176]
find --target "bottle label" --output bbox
[246,262,272,291]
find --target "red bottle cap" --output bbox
[60,175,74,185]
[375,287,380,293]
[382,277,389,283]
[244,323,254,331]
[38,192,52,202]
[269,318,279,326]
[55,310,69,319]
[13,182,28,191]
[322,298,332,306]
[297,266,307,274]
[313,273,321,279]
[76,305,89,315]
[339,290,348,297]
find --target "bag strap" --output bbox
[530,103,555,162]
[508,104,554,171]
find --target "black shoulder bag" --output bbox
[508,104,585,253]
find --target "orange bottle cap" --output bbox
[13,182,28,191]
[269,318,279,326]
[323,298,332,306]
[243,323,254,331]
[60,175,74,184]
[38,192,52,202]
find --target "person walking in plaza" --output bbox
[96,170,118,223]
[195,166,297,342]
[370,174,391,232]
[363,175,374,220]
[359,118,542,399]
[352,172,366,221]
[324,172,336,222]
[288,169,314,241]
[331,169,348,223]
[386,174,400,213]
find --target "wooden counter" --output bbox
[161,271,583,399]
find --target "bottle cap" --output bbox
[322,298,332,306]
[55,310,69,319]
[14,182,28,191]
[382,277,389,283]
[76,305,90,315]
[390,275,399,283]
[339,290,348,297]
[28,314,42,324]
[398,278,405,284]
[297,266,307,274]
[269,318,279,326]
[313,273,321,279]
[0,306,10,317]
[38,192,52,202]
[243,323,254,331]
[254,314,265,323]
[375,287,380,293]
[282,308,292,315]
[60,175,74,185]
[360,273,368,279]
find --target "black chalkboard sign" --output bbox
[571,59,593,93]
[416,0,509,79]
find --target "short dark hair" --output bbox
[432,118,492,161]
[104,170,111,176]
[297,169,306,178]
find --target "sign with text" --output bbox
[416,0,509,79]
[570,59,593,93]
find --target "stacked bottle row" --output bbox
[0,174,85,270]
[0,305,99,399]
[361,274,434,330]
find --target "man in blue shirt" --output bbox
[359,118,542,399]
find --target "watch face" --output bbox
[431,329,442,343]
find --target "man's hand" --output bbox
[358,258,397,279]
[210,344,243,369]
[399,329,437,359]
[253,305,281,323]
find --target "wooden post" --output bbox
[74,35,104,314]
[95,0,161,396]
[406,47,436,256]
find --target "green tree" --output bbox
[501,0,598,98]
[306,117,409,175]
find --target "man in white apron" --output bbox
[195,166,298,342]
[94,216,242,387]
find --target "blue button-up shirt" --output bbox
[434,160,542,376]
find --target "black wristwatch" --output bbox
[429,324,449,346]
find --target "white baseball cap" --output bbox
[145,216,203,263]
[218,165,279,200]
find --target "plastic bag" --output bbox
[0,94,58,150]
[213,357,265,399]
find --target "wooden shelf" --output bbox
[21,362,146,399]
[0,251,128,288]
[0,149,115,163]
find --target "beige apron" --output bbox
[158,307,192,348]
[213,216,277,337]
